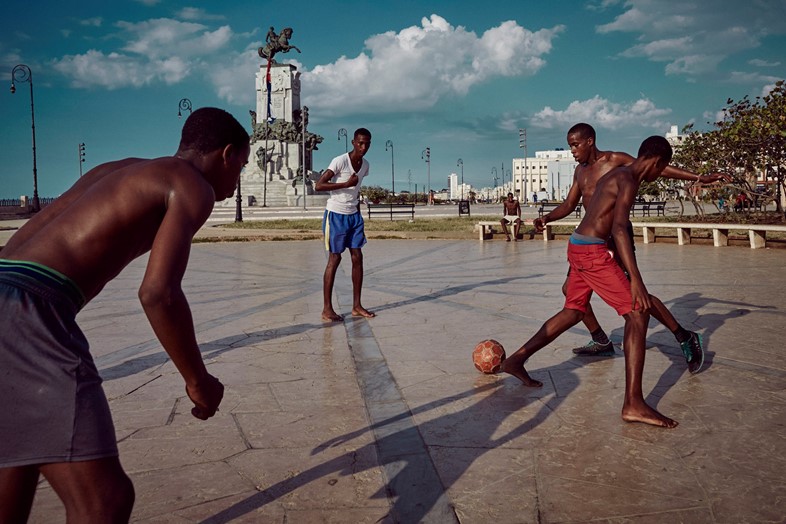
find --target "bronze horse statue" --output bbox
[258,27,301,62]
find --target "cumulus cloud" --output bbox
[596,0,786,77]
[302,15,564,116]
[51,18,234,90]
[530,96,672,131]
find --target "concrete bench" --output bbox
[366,203,415,220]
[538,220,786,249]
[475,219,533,241]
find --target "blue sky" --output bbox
[2,0,785,197]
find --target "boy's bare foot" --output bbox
[501,360,543,387]
[351,307,376,318]
[322,310,344,322]
[622,402,678,428]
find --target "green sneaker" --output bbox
[680,331,705,374]
[572,340,615,356]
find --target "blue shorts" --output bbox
[0,260,118,468]
[323,210,367,253]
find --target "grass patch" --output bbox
[223,215,502,233]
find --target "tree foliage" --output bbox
[671,80,786,218]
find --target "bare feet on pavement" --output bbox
[322,310,344,322]
[351,307,376,318]
[501,360,543,387]
[622,401,678,428]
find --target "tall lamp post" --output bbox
[519,128,527,202]
[10,64,40,212]
[385,140,395,196]
[491,166,498,201]
[421,147,431,204]
[457,158,464,200]
[178,98,192,117]
[78,143,86,177]
[338,128,348,153]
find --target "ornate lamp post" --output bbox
[10,64,40,211]
[421,147,431,205]
[178,98,192,118]
[457,158,464,200]
[385,140,395,196]
[338,128,348,153]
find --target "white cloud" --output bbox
[530,96,672,131]
[51,18,234,90]
[118,19,231,60]
[302,15,564,117]
[204,44,260,105]
[176,8,225,21]
[749,58,781,67]
[80,17,103,27]
[596,1,786,77]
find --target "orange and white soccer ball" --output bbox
[472,339,506,374]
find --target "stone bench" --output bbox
[475,219,533,241]
[538,220,786,249]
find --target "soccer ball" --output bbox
[472,339,506,374]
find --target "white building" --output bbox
[448,172,472,201]
[512,149,576,202]
[665,125,685,149]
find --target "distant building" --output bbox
[512,149,576,202]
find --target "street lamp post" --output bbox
[78,143,85,177]
[10,64,39,211]
[338,128,348,153]
[178,98,192,118]
[457,158,464,200]
[422,147,431,204]
[491,166,498,201]
[385,140,395,196]
[302,106,309,210]
[519,128,527,202]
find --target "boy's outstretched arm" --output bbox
[138,180,224,420]
[662,164,731,184]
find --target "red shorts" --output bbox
[564,242,634,316]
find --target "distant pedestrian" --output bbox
[0,107,247,522]
[315,128,375,322]
[500,192,522,241]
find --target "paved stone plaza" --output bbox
[14,232,786,523]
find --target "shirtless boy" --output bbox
[500,192,522,241]
[315,128,375,322]
[535,123,728,373]
[0,107,248,522]
[503,136,678,428]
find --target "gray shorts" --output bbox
[0,260,118,468]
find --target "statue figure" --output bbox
[249,110,257,128]
[258,27,301,63]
